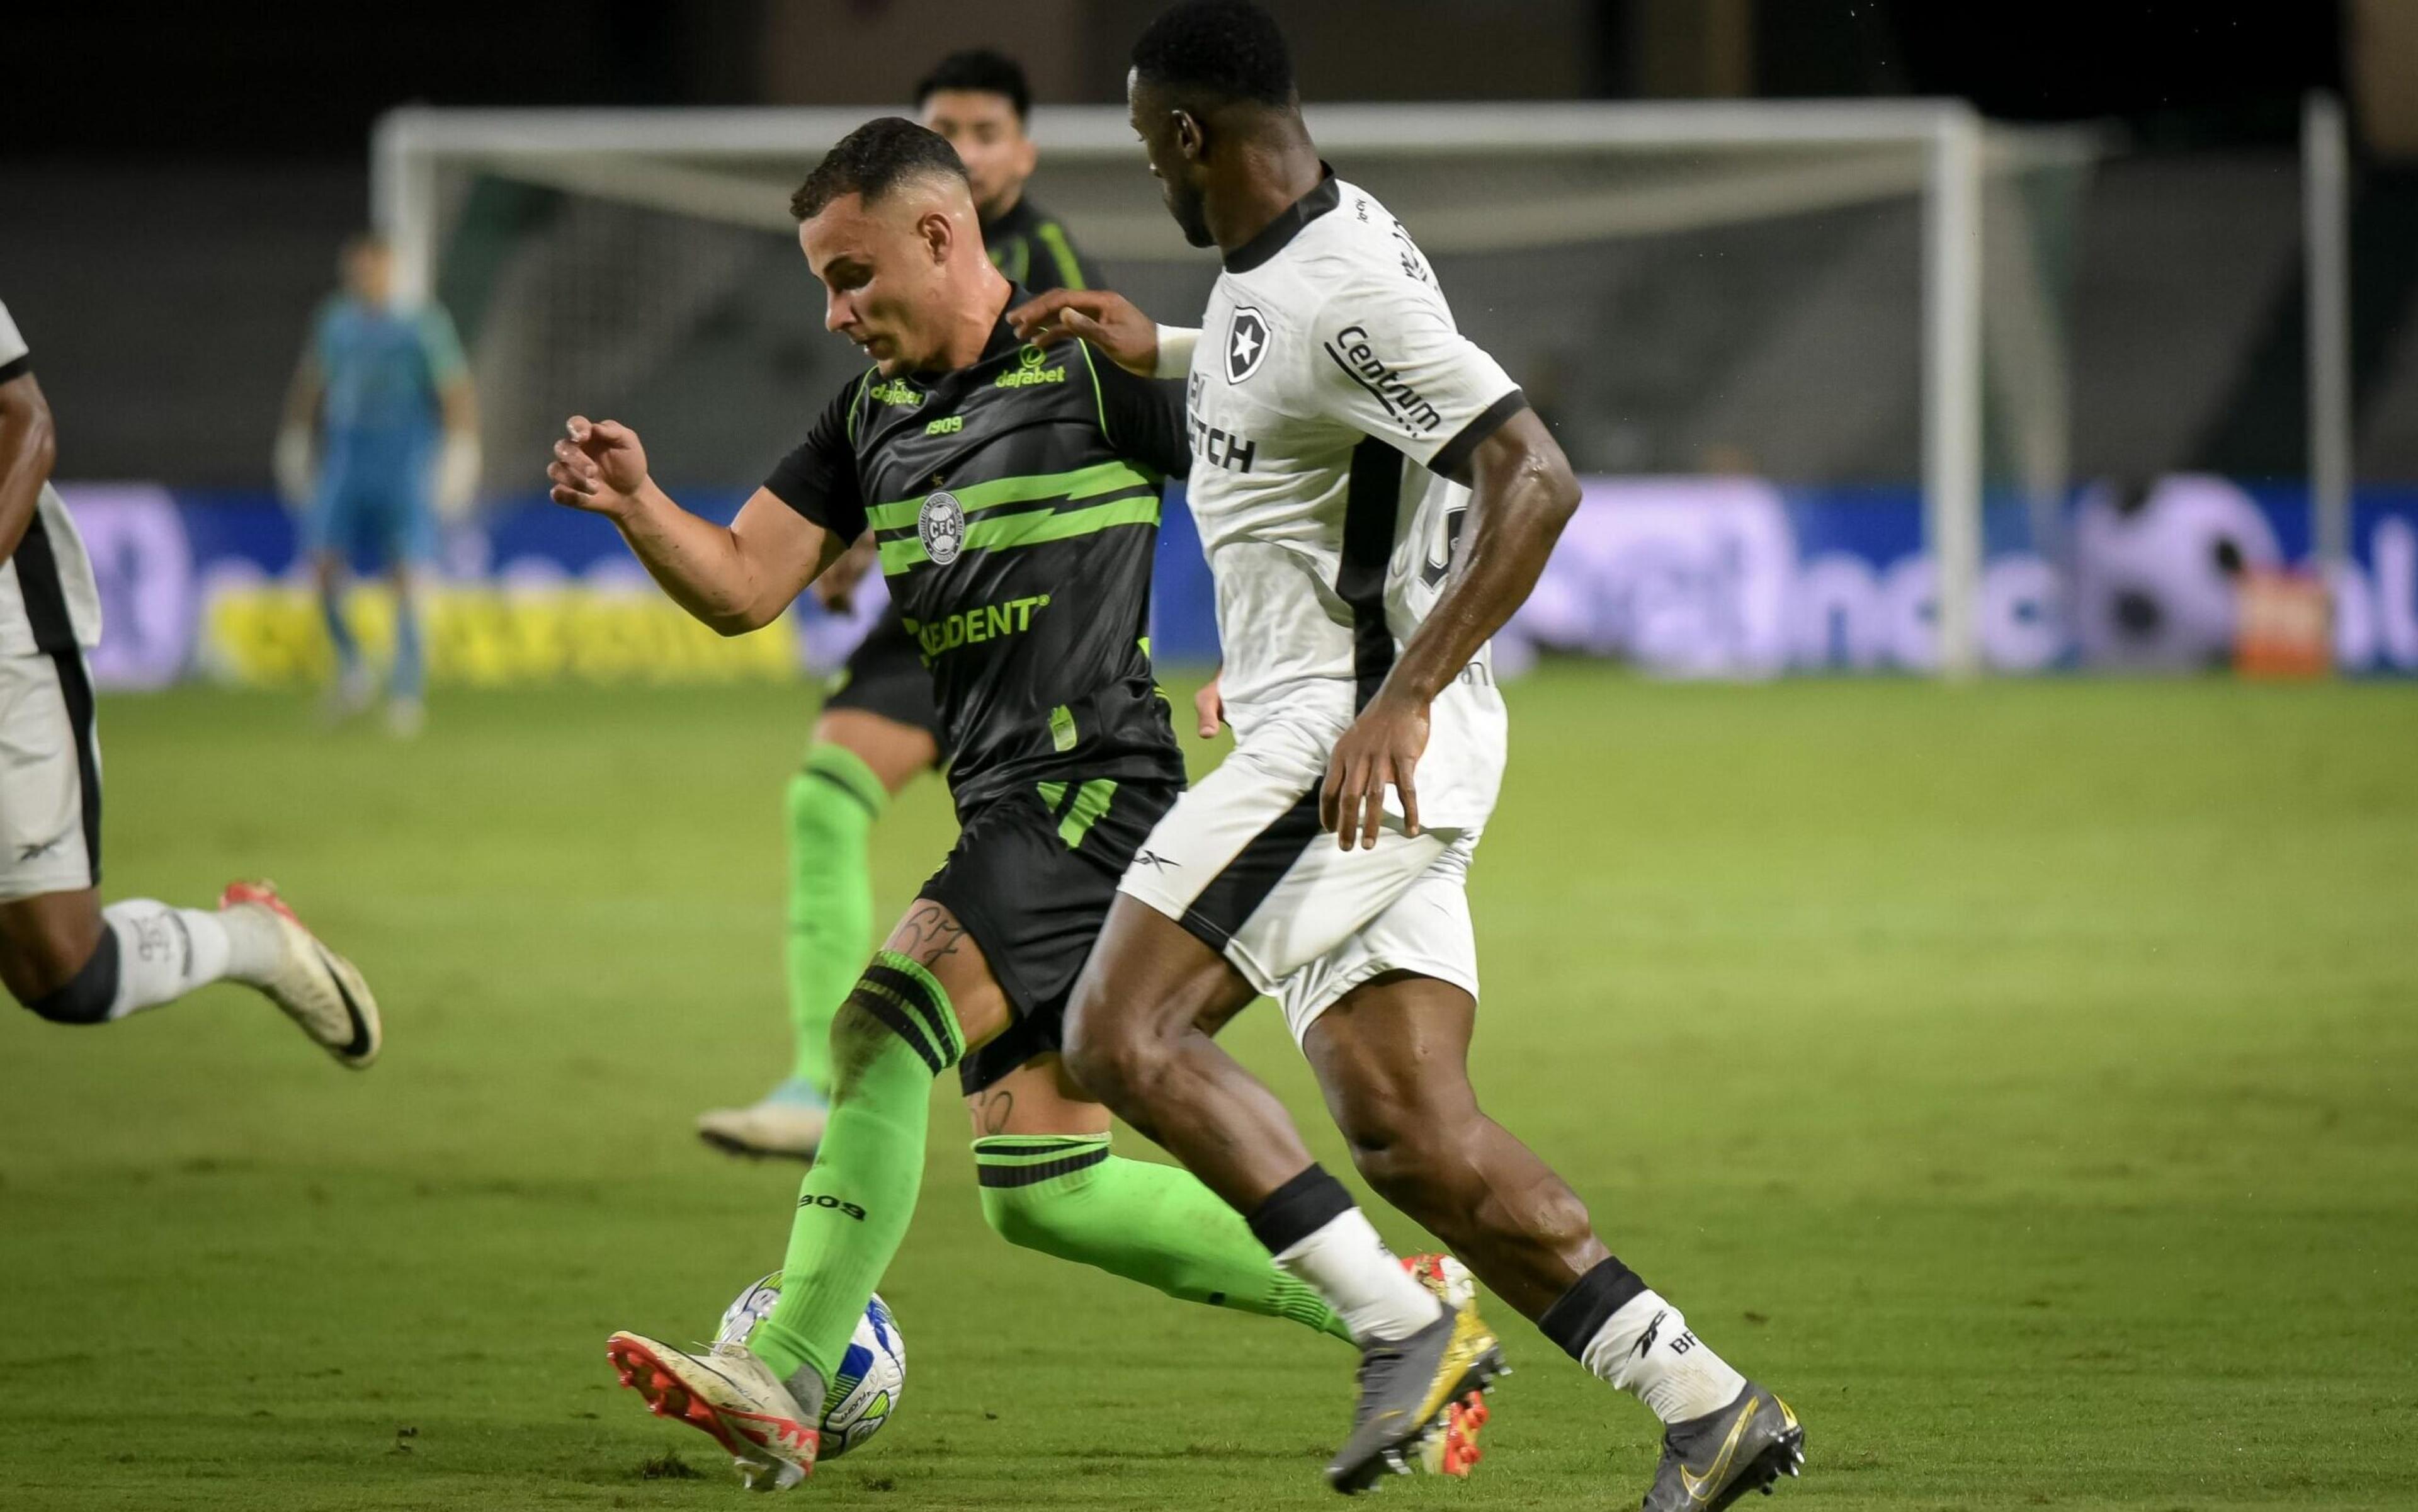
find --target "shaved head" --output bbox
[794,120,1008,376]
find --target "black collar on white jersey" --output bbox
[1222,165,1340,275]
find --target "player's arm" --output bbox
[1310,283,1581,849]
[275,321,325,506]
[421,306,482,517]
[1008,290,1197,380]
[548,417,847,635]
[0,366,58,565]
[1325,409,1575,839]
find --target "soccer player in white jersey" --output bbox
[1011,3,1803,1503]
[0,298,380,1064]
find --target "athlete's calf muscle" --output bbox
[0,889,104,1003]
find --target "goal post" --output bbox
[373,99,2090,679]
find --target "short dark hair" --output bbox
[1131,0,1294,108]
[914,48,1032,121]
[790,117,969,221]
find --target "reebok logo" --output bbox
[1634,1309,1667,1358]
[1131,850,1180,872]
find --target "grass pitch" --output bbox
[1,668,2412,1510]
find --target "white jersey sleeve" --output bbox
[0,302,30,373]
[1304,271,1526,479]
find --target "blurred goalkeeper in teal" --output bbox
[276,234,479,736]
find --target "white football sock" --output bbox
[101,899,282,1020]
[1578,1289,1748,1424]
[1270,1208,1443,1345]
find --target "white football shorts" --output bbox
[0,650,101,901]
[1116,714,1480,1043]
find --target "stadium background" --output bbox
[10,1,2418,686]
[3,4,2414,1510]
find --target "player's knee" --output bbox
[1060,991,1152,1108]
[15,929,118,1024]
[1338,1097,1467,1207]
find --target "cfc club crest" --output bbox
[1225,305,1270,384]
[919,491,966,566]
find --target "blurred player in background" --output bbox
[1018,3,1801,1501]
[696,50,1101,1160]
[275,234,478,738]
[0,297,381,1063]
[924,48,1101,294]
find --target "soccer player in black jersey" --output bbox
[557,119,1474,1491]
[699,50,1106,1161]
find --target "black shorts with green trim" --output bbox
[921,775,1182,1096]
[824,608,950,759]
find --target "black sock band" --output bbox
[1539,1255,1650,1361]
[25,929,120,1025]
[1244,1164,1355,1255]
[845,952,962,1075]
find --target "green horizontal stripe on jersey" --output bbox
[865,459,1162,533]
[879,495,1161,571]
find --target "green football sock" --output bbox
[973,1134,1353,1343]
[783,744,887,1094]
[751,951,963,1390]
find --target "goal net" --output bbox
[376,101,2098,676]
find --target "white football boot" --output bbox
[608,1332,820,1491]
[698,1081,829,1161]
[219,881,382,1069]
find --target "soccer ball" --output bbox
[715,1273,905,1458]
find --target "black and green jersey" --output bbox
[980,196,1096,294]
[764,291,1188,814]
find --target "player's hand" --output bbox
[273,425,315,509]
[548,416,649,519]
[1320,690,1429,851]
[435,431,482,521]
[1192,669,1225,739]
[1007,290,1158,377]
[814,533,878,611]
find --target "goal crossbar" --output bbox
[377,99,2094,678]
